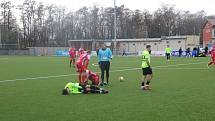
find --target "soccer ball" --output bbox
[119,76,124,82]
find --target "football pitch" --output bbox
[0,56,215,121]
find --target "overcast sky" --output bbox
[3,0,215,15]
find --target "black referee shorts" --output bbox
[99,61,110,71]
[142,67,153,75]
[166,53,170,57]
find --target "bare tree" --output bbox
[0,1,18,48]
[0,0,209,48]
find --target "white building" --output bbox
[118,35,200,53]
[68,35,200,54]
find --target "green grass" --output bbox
[0,56,215,121]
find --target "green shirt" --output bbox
[141,50,150,68]
[165,47,172,54]
[64,82,82,94]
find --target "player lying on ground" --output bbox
[208,45,215,67]
[62,82,108,95]
[69,47,76,68]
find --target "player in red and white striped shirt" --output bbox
[75,50,91,85]
[78,48,85,57]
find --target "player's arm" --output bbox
[74,49,77,57]
[98,49,101,64]
[146,60,150,67]
[85,60,89,68]
[72,83,82,89]
[82,59,89,69]
[108,48,113,60]
[83,55,91,68]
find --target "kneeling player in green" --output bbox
[62,82,108,95]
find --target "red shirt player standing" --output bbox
[75,51,91,85]
[208,45,215,67]
[69,47,76,68]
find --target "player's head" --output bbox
[167,45,169,47]
[86,50,91,54]
[146,45,151,50]
[62,88,69,95]
[101,43,107,50]
[146,45,151,54]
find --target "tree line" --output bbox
[0,0,213,48]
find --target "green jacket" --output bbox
[165,47,172,54]
[65,82,82,94]
[141,50,150,68]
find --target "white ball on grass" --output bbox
[119,76,124,82]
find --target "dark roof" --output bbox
[207,19,215,26]
[202,19,215,28]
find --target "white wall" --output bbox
[119,39,187,52]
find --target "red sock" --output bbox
[78,74,81,83]
[81,75,87,83]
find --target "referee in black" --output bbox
[98,44,113,86]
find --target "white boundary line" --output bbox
[92,63,134,69]
[0,58,8,60]
[92,63,99,66]
[155,68,209,70]
[153,62,207,68]
[0,61,207,83]
[0,74,78,83]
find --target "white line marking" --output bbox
[0,58,8,60]
[92,63,135,68]
[153,62,207,68]
[0,61,207,83]
[92,63,99,66]
[0,74,78,83]
[155,68,209,70]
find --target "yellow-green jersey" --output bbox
[64,82,82,94]
[141,50,150,68]
[165,47,172,54]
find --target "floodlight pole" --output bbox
[0,25,1,48]
[113,0,117,55]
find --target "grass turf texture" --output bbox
[0,56,215,121]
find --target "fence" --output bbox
[28,47,69,56]
[0,47,69,56]
[0,48,29,55]
[0,47,202,57]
